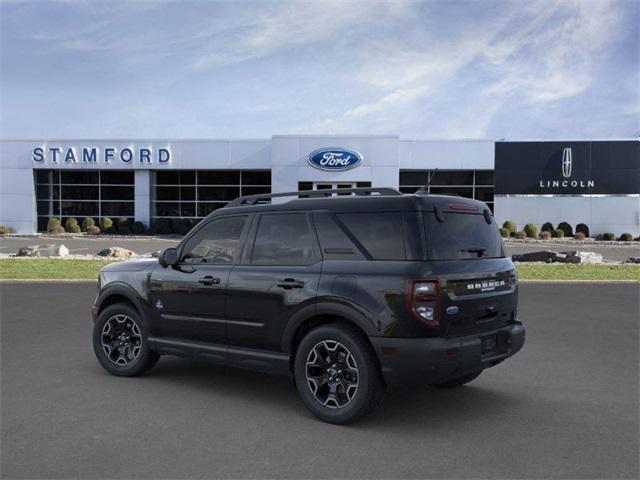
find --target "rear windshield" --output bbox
[423,212,504,260]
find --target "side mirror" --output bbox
[159,247,178,268]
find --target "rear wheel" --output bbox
[93,303,159,377]
[429,370,482,388]
[294,324,384,424]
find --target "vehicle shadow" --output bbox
[135,356,526,431]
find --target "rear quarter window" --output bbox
[423,212,504,260]
[336,212,406,260]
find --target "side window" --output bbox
[313,212,365,260]
[251,213,317,265]
[336,212,406,260]
[181,215,247,264]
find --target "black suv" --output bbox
[91,187,525,424]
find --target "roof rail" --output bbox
[226,187,402,207]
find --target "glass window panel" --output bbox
[154,202,180,217]
[198,186,240,201]
[101,186,134,200]
[37,217,51,232]
[336,212,405,261]
[61,186,99,200]
[356,182,372,188]
[400,171,429,185]
[36,185,50,199]
[475,170,494,185]
[155,171,180,185]
[52,185,60,199]
[400,186,419,194]
[181,203,196,217]
[61,201,99,216]
[35,170,51,183]
[430,170,473,186]
[53,202,60,215]
[298,182,313,191]
[180,171,196,184]
[197,171,240,185]
[155,187,180,201]
[182,216,248,264]
[181,186,195,200]
[241,171,270,185]
[37,201,50,215]
[100,171,134,184]
[429,186,474,198]
[251,214,316,265]
[60,171,99,184]
[474,187,494,203]
[241,186,270,196]
[101,202,134,217]
[197,203,225,217]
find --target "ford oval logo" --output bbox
[307,148,362,171]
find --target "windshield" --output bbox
[423,212,504,260]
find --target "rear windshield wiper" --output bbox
[461,247,487,257]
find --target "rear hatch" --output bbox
[421,205,517,338]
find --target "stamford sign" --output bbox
[307,147,362,171]
[32,146,171,165]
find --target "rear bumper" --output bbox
[370,322,525,387]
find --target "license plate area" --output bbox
[481,332,510,355]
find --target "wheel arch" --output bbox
[96,282,147,319]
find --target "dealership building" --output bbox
[0,136,638,235]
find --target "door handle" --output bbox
[276,278,305,289]
[198,276,221,286]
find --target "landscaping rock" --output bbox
[96,247,136,259]
[17,244,69,258]
[512,250,567,263]
[624,257,640,264]
[561,251,604,264]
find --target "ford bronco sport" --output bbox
[92,187,525,424]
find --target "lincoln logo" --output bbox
[308,148,362,171]
[562,147,572,178]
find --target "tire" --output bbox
[429,370,482,388]
[93,303,159,377]
[294,324,384,424]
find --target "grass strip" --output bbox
[0,259,638,281]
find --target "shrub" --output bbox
[502,220,517,234]
[598,232,615,241]
[539,231,551,240]
[514,231,527,240]
[499,227,510,238]
[552,229,565,238]
[131,221,146,234]
[101,217,114,233]
[0,224,14,234]
[152,218,172,235]
[541,222,554,233]
[575,223,590,238]
[618,233,633,241]
[86,225,101,235]
[46,218,62,233]
[523,223,538,238]
[557,221,573,237]
[50,225,66,235]
[117,217,131,234]
[82,217,96,231]
[574,232,586,240]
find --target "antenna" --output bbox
[416,168,438,195]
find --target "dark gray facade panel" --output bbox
[495,141,640,195]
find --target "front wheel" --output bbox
[92,303,159,377]
[294,324,384,424]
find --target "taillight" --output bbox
[406,280,440,327]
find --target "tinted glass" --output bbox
[61,171,99,184]
[61,201,99,216]
[336,213,405,260]
[242,171,270,185]
[241,186,270,196]
[197,202,225,217]
[182,216,247,264]
[35,170,51,183]
[101,202,134,216]
[198,186,240,201]
[251,214,316,265]
[198,171,240,185]
[475,170,494,185]
[429,186,473,198]
[155,171,180,184]
[61,186,99,200]
[400,171,429,185]
[313,212,365,261]
[101,186,134,200]
[430,170,474,186]
[423,212,504,260]
[156,187,180,201]
[100,171,134,184]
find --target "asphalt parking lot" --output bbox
[1,282,638,479]
[1,236,638,262]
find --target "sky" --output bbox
[1,0,638,140]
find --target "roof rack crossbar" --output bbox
[226,187,402,207]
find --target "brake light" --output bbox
[448,203,478,212]
[406,280,440,327]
